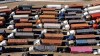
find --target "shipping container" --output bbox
[42,39,62,46]
[69,4,83,8]
[41,8,55,11]
[66,8,82,13]
[46,5,62,9]
[91,13,100,19]
[65,15,81,20]
[41,19,58,23]
[67,12,76,15]
[33,5,39,9]
[8,39,28,45]
[22,28,33,32]
[0,6,8,9]
[31,9,38,12]
[43,11,58,15]
[70,46,92,53]
[76,39,97,45]
[34,45,56,52]
[75,34,96,39]
[13,15,29,20]
[15,32,34,37]
[16,11,31,15]
[71,23,90,29]
[15,23,32,28]
[17,29,59,34]
[83,10,100,16]
[0,12,6,16]
[5,48,26,52]
[76,29,96,34]
[44,23,61,29]
[44,33,63,40]
[76,39,88,45]
[87,39,97,45]
[20,19,28,23]
[0,9,11,13]
[84,5,100,11]
[18,5,32,10]
[68,19,85,24]
[39,15,56,19]
[31,9,41,14]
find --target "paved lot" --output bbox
[0,1,100,56]
[0,1,100,8]
[25,0,84,2]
